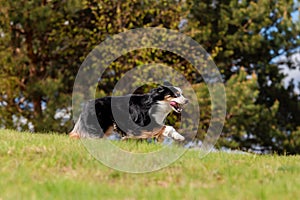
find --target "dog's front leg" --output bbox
[162,126,185,141]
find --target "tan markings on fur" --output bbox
[122,126,166,142]
[164,95,175,102]
[154,126,166,142]
[155,95,176,106]
[69,132,80,139]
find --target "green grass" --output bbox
[1,129,300,200]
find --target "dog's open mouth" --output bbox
[170,101,183,113]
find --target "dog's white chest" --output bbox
[150,102,172,125]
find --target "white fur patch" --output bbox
[150,101,172,125]
[162,126,185,141]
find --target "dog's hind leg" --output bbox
[103,126,114,138]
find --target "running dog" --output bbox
[69,82,188,141]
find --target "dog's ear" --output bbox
[150,85,165,94]
[163,80,173,87]
[157,86,165,93]
[150,86,162,93]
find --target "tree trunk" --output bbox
[33,96,42,118]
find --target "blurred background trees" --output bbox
[0,0,299,154]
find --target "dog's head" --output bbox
[151,82,189,113]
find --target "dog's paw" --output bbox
[69,132,80,139]
[173,133,185,141]
[163,126,185,141]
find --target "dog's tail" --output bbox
[69,114,97,138]
[69,101,104,139]
[69,114,85,139]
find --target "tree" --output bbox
[0,0,83,132]
[184,0,300,153]
[223,68,281,153]
[0,0,184,132]
[194,68,300,154]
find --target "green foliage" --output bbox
[185,0,300,130]
[0,0,183,132]
[223,68,280,152]
[0,0,299,153]
[194,68,300,154]
[0,0,85,132]
[185,0,299,76]
[184,0,300,153]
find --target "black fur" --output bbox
[71,85,181,138]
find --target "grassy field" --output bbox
[1,129,300,200]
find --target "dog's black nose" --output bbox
[184,99,189,104]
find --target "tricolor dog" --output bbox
[69,82,188,141]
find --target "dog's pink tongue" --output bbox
[170,101,177,106]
